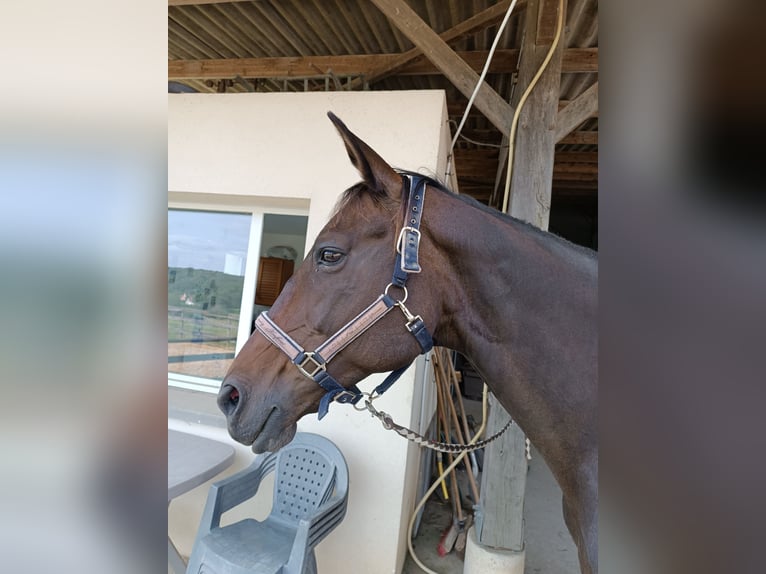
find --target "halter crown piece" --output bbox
[254,174,434,419]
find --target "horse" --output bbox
[218,112,598,574]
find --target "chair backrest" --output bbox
[271,433,346,526]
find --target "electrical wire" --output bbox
[448,121,508,149]
[445,0,520,179]
[501,0,565,214]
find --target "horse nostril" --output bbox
[218,382,242,417]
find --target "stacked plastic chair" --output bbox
[186,433,349,574]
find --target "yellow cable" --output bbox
[501,0,565,214]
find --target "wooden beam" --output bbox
[553,163,599,177]
[505,0,564,228]
[168,0,252,5]
[171,2,588,77]
[478,400,528,549]
[558,130,598,145]
[368,0,515,135]
[562,48,599,73]
[401,47,596,75]
[169,55,386,80]
[555,151,598,163]
[168,48,597,81]
[552,180,599,191]
[362,0,526,85]
[456,149,598,168]
[477,0,565,556]
[401,50,520,76]
[554,81,599,142]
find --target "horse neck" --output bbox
[425,190,597,446]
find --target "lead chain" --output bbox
[363,398,513,454]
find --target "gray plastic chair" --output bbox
[185,433,349,574]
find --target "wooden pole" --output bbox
[434,349,481,504]
[434,356,461,514]
[477,0,566,553]
[506,0,566,228]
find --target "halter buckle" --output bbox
[296,352,326,379]
[396,226,422,274]
[396,226,421,255]
[333,389,361,404]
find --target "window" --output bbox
[168,209,252,388]
[168,208,308,392]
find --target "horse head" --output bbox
[218,113,443,452]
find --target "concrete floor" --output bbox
[402,445,580,574]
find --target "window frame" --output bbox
[168,197,309,393]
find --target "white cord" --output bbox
[407,384,490,574]
[446,0,520,179]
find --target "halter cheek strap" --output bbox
[253,174,433,419]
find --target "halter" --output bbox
[253,174,434,419]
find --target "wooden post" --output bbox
[506,0,565,229]
[476,394,527,550]
[476,0,565,554]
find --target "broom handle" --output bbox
[434,349,481,505]
[442,348,483,501]
[433,366,450,501]
[434,357,463,522]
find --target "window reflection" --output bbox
[168,210,251,380]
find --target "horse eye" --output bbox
[318,248,344,265]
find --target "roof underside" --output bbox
[168,0,598,209]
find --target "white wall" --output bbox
[168,90,450,574]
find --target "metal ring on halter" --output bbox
[384,282,408,303]
[353,393,373,411]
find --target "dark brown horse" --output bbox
[218,113,598,573]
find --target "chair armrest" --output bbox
[196,452,277,535]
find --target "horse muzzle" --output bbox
[217,376,298,452]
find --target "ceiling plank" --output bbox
[168,48,597,80]
[554,81,598,142]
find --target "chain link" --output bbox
[362,398,513,453]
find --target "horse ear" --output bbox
[327,112,402,200]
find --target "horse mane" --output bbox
[333,170,596,259]
[397,170,596,258]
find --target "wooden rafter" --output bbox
[554,82,599,142]
[168,48,598,80]
[168,0,253,5]
[360,0,526,85]
[558,131,598,145]
[368,0,515,134]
